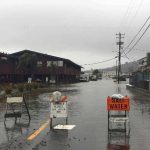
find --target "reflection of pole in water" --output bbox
[4,121,22,141]
[116,84,122,94]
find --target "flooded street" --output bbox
[0,79,150,150]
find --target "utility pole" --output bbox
[116,33,125,84]
[116,60,118,79]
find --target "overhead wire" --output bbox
[119,0,136,31]
[125,0,143,31]
[127,0,144,30]
[122,51,130,60]
[119,0,133,26]
[123,23,150,55]
[122,16,150,54]
[83,1,146,67]
[82,57,117,66]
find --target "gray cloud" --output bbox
[0,0,150,69]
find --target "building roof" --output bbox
[10,49,82,68]
[0,52,7,56]
[137,57,147,62]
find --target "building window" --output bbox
[47,61,52,67]
[52,61,58,66]
[37,61,42,67]
[58,61,63,67]
[47,61,62,67]
[0,57,7,60]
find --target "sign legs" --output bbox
[50,118,53,129]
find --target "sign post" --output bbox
[50,101,68,129]
[107,94,130,149]
[50,91,68,129]
[4,96,31,122]
[107,94,130,134]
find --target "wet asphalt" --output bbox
[0,79,150,150]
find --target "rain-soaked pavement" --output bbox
[0,79,150,150]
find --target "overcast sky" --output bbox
[0,0,150,70]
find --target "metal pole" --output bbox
[116,32,124,84]
[116,60,118,79]
[118,33,121,84]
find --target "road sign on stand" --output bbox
[107,94,130,135]
[50,101,68,129]
[107,94,130,150]
[4,95,31,122]
[49,91,68,129]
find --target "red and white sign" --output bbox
[107,96,130,111]
[50,102,67,118]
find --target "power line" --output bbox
[125,0,144,31]
[119,0,134,28]
[122,16,150,54]
[119,0,136,30]
[127,0,144,29]
[122,51,130,60]
[124,23,150,55]
[82,57,116,66]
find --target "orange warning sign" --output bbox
[107,96,130,111]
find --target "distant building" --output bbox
[129,53,150,91]
[102,70,116,78]
[0,50,81,83]
[137,57,147,71]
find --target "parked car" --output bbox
[80,73,90,82]
[91,75,97,81]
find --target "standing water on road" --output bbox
[0,79,150,150]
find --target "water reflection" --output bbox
[46,130,69,150]
[50,130,68,140]
[4,120,30,141]
[107,83,130,150]
[0,81,150,149]
[107,132,130,150]
[133,95,150,114]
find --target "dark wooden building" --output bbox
[0,50,81,83]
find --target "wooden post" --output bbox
[23,95,31,121]
[50,118,53,129]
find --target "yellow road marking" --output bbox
[27,119,50,141]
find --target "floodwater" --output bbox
[0,79,150,150]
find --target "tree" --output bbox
[17,53,37,75]
[93,69,99,75]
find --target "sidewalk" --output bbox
[126,84,150,96]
